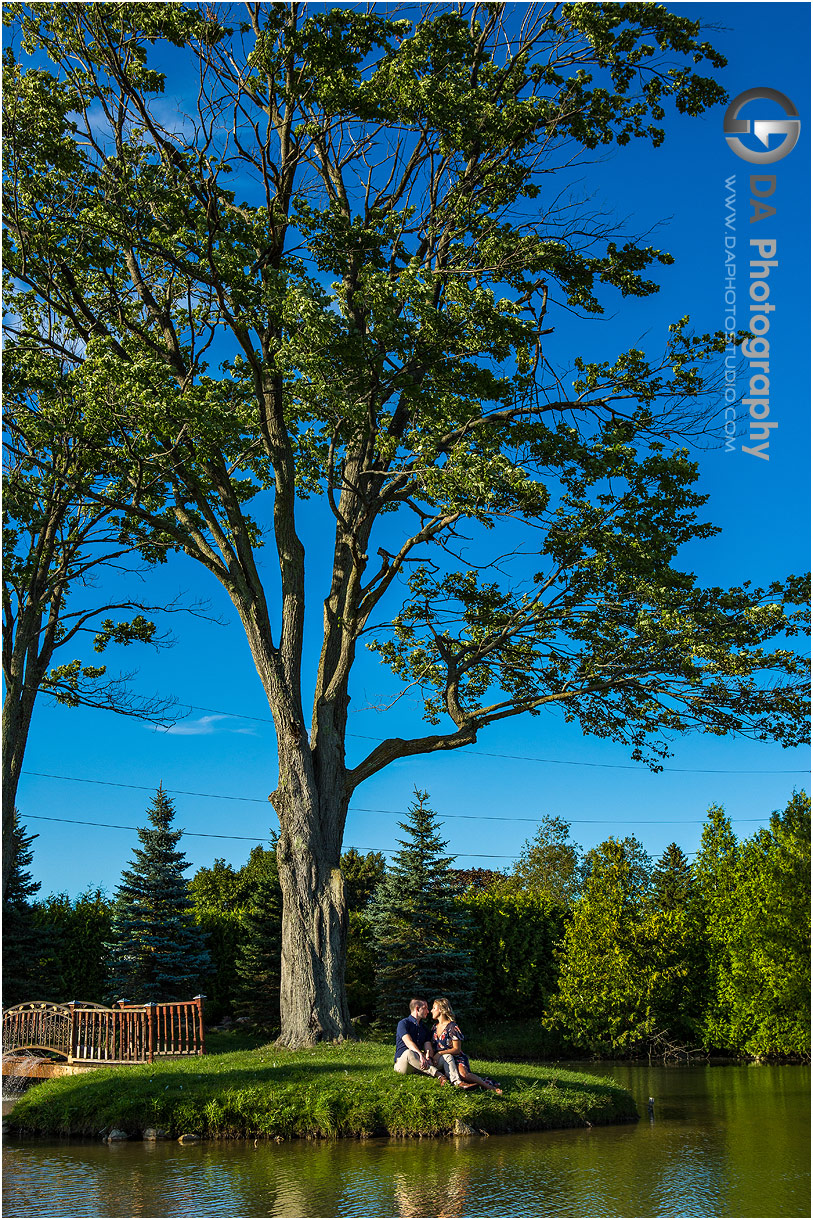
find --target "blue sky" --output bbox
[10,2,810,898]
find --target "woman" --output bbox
[430,998,503,1093]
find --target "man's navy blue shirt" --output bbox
[395,1015,431,1064]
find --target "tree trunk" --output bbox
[271,744,353,1047]
[2,673,39,900]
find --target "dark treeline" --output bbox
[3,790,809,1062]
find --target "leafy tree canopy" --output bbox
[340,847,386,912]
[509,813,584,904]
[189,841,282,913]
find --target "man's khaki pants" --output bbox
[394,1048,461,1085]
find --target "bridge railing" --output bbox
[2,1000,76,1059]
[3,997,206,1064]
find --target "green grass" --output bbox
[5,1039,637,1142]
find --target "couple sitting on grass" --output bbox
[394,997,502,1093]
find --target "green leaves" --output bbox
[4,2,806,792]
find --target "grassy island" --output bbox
[5,1037,637,1142]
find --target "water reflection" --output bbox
[392,1164,466,1216]
[3,1064,810,1217]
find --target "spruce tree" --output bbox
[646,842,706,1050]
[107,787,210,1002]
[234,839,283,1029]
[2,812,42,1004]
[368,789,476,1022]
[651,843,694,910]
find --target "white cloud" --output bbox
[160,714,256,737]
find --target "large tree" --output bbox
[726,791,810,1058]
[2,2,808,1046]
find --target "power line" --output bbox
[22,770,768,825]
[180,703,808,775]
[22,770,267,803]
[24,813,265,841]
[21,813,516,859]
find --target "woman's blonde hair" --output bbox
[432,997,455,1022]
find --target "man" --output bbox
[393,997,461,1085]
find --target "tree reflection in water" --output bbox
[393,1144,474,1217]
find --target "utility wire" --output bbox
[21,813,516,858]
[21,771,769,825]
[178,703,808,775]
[23,770,267,803]
[24,813,264,841]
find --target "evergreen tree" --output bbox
[652,842,694,910]
[234,837,284,1029]
[547,836,657,1055]
[339,848,386,1018]
[31,889,114,1003]
[188,857,245,913]
[703,792,810,1057]
[107,787,210,1002]
[4,812,40,908]
[345,910,377,1019]
[2,812,43,1004]
[646,843,706,1050]
[368,789,476,1022]
[693,803,741,1051]
[462,888,567,1023]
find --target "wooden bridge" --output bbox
[2,998,206,1073]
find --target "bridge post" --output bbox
[194,995,206,1056]
[145,1002,155,1064]
[67,1001,78,1063]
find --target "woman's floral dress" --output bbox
[432,1021,471,1071]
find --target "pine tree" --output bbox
[367,789,476,1022]
[652,843,694,910]
[2,812,43,1004]
[646,843,706,1049]
[234,838,283,1029]
[107,787,211,1002]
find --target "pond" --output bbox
[3,1062,809,1217]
